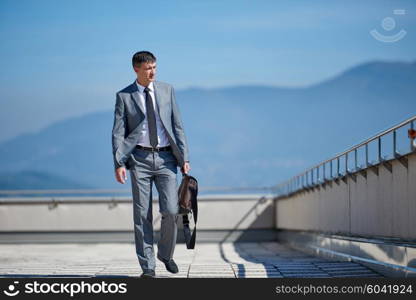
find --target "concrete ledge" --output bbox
[277,230,416,278]
[0,194,275,231]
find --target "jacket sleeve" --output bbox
[171,86,190,163]
[112,92,127,169]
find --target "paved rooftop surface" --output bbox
[0,242,383,278]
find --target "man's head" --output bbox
[132,51,157,87]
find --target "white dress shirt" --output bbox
[135,81,170,148]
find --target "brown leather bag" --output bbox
[178,174,198,249]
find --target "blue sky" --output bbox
[0,0,415,141]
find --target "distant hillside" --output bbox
[0,60,415,189]
[0,171,91,190]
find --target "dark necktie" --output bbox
[144,87,158,148]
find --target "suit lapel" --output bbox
[153,81,168,126]
[153,82,175,146]
[153,81,163,114]
[130,81,146,116]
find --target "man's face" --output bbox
[134,61,156,85]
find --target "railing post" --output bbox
[337,157,340,177]
[311,168,314,185]
[330,160,333,179]
[378,137,382,162]
[317,165,320,183]
[354,148,358,170]
[345,153,348,174]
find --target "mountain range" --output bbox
[0,60,415,190]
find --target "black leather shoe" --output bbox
[157,254,179,273]
[140,269,156,278]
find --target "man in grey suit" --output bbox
[112,51,190,278]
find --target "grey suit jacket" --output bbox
[112,80,189,170]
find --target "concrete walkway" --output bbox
[0,242,383,278]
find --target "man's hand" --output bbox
[181,162,191,174]
[115,167,127,184]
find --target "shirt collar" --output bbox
[136,80,154,93]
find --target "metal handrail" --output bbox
[272,115,416,197]
[0,186,273,197]
[0,189,132,195]
[302,115,416,170]
[0,194,273,205]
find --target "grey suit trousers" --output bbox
[129,147,179,271]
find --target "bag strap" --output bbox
[182,214,196,249]
[181,174,198,249]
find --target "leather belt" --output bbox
[136,145,172,152]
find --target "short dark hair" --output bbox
[132,51,156,68]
